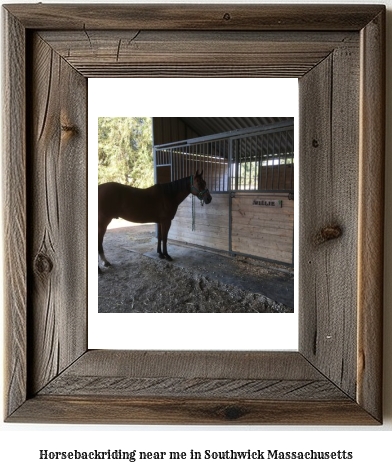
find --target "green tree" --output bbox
[98,117,153,188]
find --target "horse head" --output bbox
[191,170,212,205]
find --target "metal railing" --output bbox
[154,119,294,193]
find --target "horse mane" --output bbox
[158,176,190,196]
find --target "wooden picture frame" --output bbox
[3,4,385,424]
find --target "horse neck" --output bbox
[173,176,191,206]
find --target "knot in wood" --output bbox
[314,225,342,245]
[61,124,77,134]
[312,139,319,148]
[34,252,53,274]
[223,405,244,420]
[223,12,231,21]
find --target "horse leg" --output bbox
[161,220,173,261]
[157,223,164,258]
[98,215,112,269]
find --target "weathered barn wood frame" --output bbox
[3,4,384,424]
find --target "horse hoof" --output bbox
[158,253,165,259]
[165,255,173,262]
[98,266,102,274]
[103,261,111,267]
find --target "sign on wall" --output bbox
[252,199,282,208]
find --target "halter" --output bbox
[190,175,209,203]
[190,175,210,231]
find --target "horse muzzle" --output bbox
[204,192,212,205]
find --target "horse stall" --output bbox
[153,118,294,266]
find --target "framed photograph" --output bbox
[3,4,384,424]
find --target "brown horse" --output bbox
[98,170,212,273]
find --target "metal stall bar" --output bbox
[180,145,184,180]
[204,141,206,185]
[277,130,282,189]
[208,141,211,190]
[185,145,188,178]
[283,130,288,190]
[218,141,222,192]
[245,135,249,190]
[271,132,276,189]
[153,144,157,184]
[258,132,263,190]
[290,130,294,190]
[171,148,174,181]
[255,135,258,190]
[228,136,233,254]
[264,132,269,190]
[173,147,176,178]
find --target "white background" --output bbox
[1,0,391,473]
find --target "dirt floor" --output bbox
[98,222,294,313]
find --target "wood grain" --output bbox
[38,30,358,78]
[40,350,344,400]
[170,194,229,252]
[171,193,294,263]
[2,9,27,419]
[59,350,316,379]
[28,33,88,395]
[9,396,378,425]
[299,39,360,399]
[5,4,383,31]
[231,195,294,263]
[357,9,385,423]
[9,351,378,425]
[153,117,199,146]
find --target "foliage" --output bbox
[98,117,153,188]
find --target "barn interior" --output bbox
[151,117,294,308]
[153,117,294,263]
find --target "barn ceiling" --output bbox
[179,117,292,137]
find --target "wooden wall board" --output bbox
[170,194,229,251]
[231,195,294,263]
[153,117,199,146]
